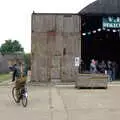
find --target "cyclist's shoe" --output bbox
[16,96,21,103]
[16,99,20,103]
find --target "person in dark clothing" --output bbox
[9,64,17,82]
[112,61,117,80]
[81,60,85,73]
[95,60,99,73]
[78,63,81,73]
[107,61,113,82]
[78,59,85,73]
[99,60,107,73]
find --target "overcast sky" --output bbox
[0,0,96,53]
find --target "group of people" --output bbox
[79,58,118,82]
[90,59,117,81]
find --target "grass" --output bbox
[0,73,11,83]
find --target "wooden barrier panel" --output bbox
[75,73,108,89]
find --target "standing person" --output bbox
[90,59,97,73]
[100,60,107,74]
[9,64,17,82]
[107,61,113,82]
[78,59,85,73]
[112,61,117,80]
[95,60,99,73]
[81,59,85,73]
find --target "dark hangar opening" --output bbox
[79,0,120,79]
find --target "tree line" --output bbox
[0,39,31,69]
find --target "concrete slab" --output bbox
[0,83,120,120]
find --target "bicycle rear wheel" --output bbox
[22,94,28,107]
[12,87,19,103]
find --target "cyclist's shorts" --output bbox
[16,76,27,84]
[16,77,27,89]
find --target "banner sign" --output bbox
[103,17,120,28]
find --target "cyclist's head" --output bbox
[18,62,21,65]
[17,61,22,66]
[19,62,25,66]
[14,64,17,66]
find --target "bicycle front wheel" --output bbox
[22,94,28,107]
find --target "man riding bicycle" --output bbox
[9,62,28,103]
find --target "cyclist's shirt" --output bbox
[14,65,28,78]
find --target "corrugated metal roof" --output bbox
[32,13,78,15]
[79,0,120,15]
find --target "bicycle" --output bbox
[12,84,28,107]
